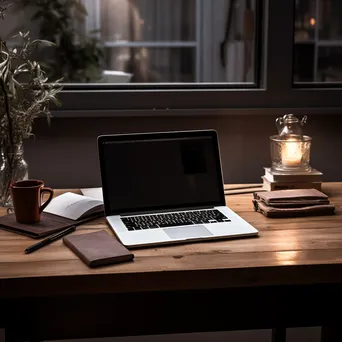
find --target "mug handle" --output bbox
[39,187,54,213]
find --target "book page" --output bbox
[43,192,103,220]
[80,187,103,201]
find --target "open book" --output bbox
[43,192,104,221]
[0,192,104,239]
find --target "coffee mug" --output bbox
[10,180,54,224]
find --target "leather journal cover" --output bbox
[0,212,104,239]
[253,188,330,207]
[63,230,134,268]
[253,199,335,218]
[252,189,335,218]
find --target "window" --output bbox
[1,1,341,114]
[100,0,198,83]
[294,0,342,83]
[10,0,258,85]
[98,0,257,84]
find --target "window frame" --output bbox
[54,0,342,116]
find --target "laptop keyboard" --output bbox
[121,209,230,231]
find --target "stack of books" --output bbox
[262,167,323,191]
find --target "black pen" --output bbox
[25,226,76,254]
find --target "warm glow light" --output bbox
[281,138,302,167]
[310,18,316,26]
[276,251,299,266]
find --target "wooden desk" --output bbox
[1,183,342,342]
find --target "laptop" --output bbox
[97,130,258,248]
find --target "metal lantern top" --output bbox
[275,114,308,138]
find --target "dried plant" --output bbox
[0,0,63,204]
[0,32,63,145]
[0,0,11,19]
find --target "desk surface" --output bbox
[1,183,342,299]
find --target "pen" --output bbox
[25,226,76,254]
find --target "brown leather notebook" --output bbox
[63,230,134,268]
[253,199,335,218]
[0,212,104,239]
[253,188,330,207]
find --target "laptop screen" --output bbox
[99,131,225,215]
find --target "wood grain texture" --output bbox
[1,183,342,299]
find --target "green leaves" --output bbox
[23,0,104,83]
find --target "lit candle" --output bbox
[281,139,302,167]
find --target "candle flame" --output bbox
[282,139,302,167]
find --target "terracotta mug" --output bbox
[10,180,54,224]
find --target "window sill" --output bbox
[49,107,342,119]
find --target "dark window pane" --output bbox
[294,0,342,84]
[104,47,196,82]
[100,0,196,42]
[319,0,342,40]
[1,0,258,84]
[294,0,316,43]
[317,46,342,82]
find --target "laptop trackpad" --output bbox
[164,225,213,240]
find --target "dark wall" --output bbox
[24,114,342,188]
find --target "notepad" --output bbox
[63,230,134,267]
[43,192,104,220]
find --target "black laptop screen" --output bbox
[99,132,225,215]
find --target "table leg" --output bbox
[272,328,286,342]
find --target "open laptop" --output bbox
[97,130,258,248]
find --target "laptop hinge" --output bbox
[120,205,215,217]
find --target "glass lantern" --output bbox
[270,114,312,173]
[270,135,312,172]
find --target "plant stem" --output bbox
[0,73,15,205]
[0,77,14,150]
